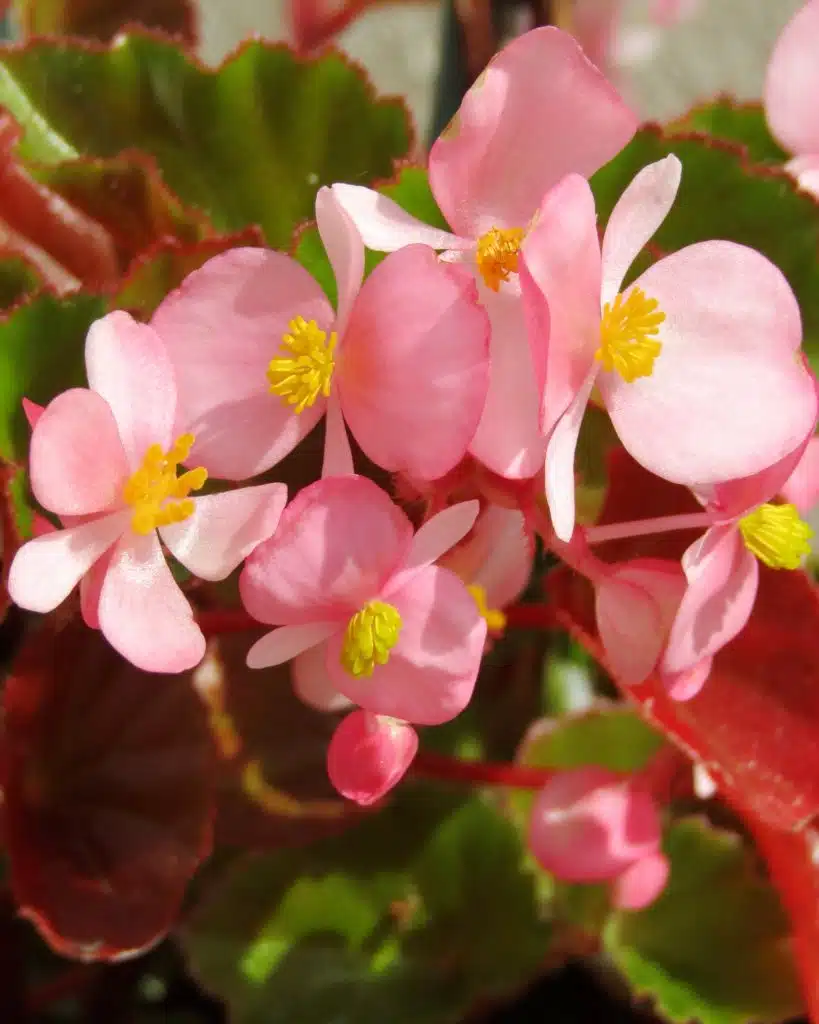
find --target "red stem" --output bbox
[411,749,555,789]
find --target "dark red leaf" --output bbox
[0,620,216,960]
[19,0,197,43]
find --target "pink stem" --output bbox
[411,749,555,789]
[584,511,711,546]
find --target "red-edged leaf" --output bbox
[195,635,363,850]
[290,0,373,51]
[0,460,27,621]
[16,0,197,43]
[549,447,819,830]
[0,620,216,960]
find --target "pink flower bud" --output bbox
[327,710,418,806]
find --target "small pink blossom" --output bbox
[528,766,668,910]
[239,475,487,725]
[327,710,418,805]
[522,156,818,541]
[331,27,637,480]
[152,190,489,484]
[8,311,287,673]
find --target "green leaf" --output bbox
[669,100,787,164]
[590,127,819,367]
[605,817,802,1024]
[0,255,41,309]
[183,794,549,1024]
[0,34,413,248]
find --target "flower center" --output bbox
[738,503,813,569]
[467,584,507,632]
[596,287,665,382]
[475,227,525,292]
[340,600,403,678]
[123,433,208,536]
[267,316,336,413]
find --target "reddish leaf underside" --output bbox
[0,620,216,960]
[17,0,197,43]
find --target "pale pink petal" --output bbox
[240,475,413,625]
[329,183,470,252]
[8,511,127,613]
[292,641,352,712]
[246,622,338,670]
[601,242,815,486]
[468,281,548,479]
[316,186,364,335]
[764,0,819,157]
[429,27,637,236]
[781,436,819,514]
[152,248,331,480]
[613,852,670,910]
[662,525,760,680]
[786,154,819,199]
[528,767,661,882]
[160,482,287,582]
[662,657,713,702]
[600,155,682,304]
[327,711,418,806]
[396,500,480,577]
[29,389,129,516]
[321,392,354,478]
[85,311,176,467]
[97,531,205,673]
[545,367,598,541]
[520,174,601,438]
[327,565,486,725]
[441,506,532,609]
[571,0,620,74]
[338,245,490,480]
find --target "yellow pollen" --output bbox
[267,316,336,413]
[340,600,402,678]
[738,503,813,570]
[596,286,665,382]
[476,227,525,292]
[467,584,507,632]
[122,433,208,536]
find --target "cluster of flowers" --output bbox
[8,27,819,910]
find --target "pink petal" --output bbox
[292,641,352,712]
[315,186,364,335]
[97,532,206,673]
[240,475,413,626]
[397,500,480,577]
[321,392,354,478]
[613,852,670,910]
[467,285,548,479]
[520,174,601,438]
[601,242,816,486]
[246,622,338,670]
[441,506,532,608]
[80,548,114,629]
[545,367,598,541]
[327,565,486,725]
[85,311,176,468]
[327,711,418,806]
[781,436,819,514]
[600,155,681,304]
[663,657,713,702]
[160,482,287,582]
[329,183,469,252]
[528,767,662,882]
[786,154,819,199]
[429,27,637,237]
[338,245,490,480]
[764,0,819,157]
[22,397,44,428]
[29,389,129,516]
[8,511,127,613]
[571,0,620,74]
[662,525,760,681]
[152,248,332,480]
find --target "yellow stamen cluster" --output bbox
[738,503,813,570]
[122,433,207,535]
[596,287,665,382]
[267,316,336,413]
[467,584,507,632]
[340,599,402,678]
[475,227,525,292]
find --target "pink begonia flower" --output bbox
[521,155,818,541]
[330,27,638,480]
[151,190,489,484]
[781,436,819,514]
[7,311,287,674]
[765,0,819,198]
[440,505,533,631]
[239,475,487,725]
[327,709,418,805]
[528,766,669,910]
